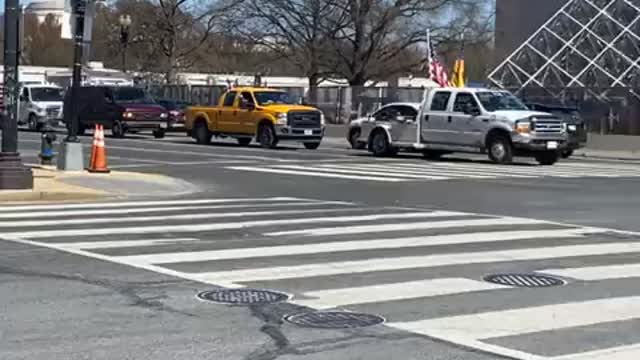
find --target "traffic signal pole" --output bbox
[0,0,33,189]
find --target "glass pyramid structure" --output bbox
[489,0,640,100]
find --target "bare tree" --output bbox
[232,0,348,102]
[22,14,73,67]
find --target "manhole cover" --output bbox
[284,311,385,329]
[197,289,290,305]
[484,273,566,288]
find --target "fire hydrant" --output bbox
[39,128,57,166]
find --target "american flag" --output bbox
[427,31,449,87]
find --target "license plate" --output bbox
[304,129,313,135]
[160,123,168,129]
[547,141,558,150]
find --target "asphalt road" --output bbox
[3,128,640,360]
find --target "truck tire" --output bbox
[561,149,574,159]
[304,142,320,150]
[112,120,125,138]
[237,138,251,146]
[194,121,211,145]
[370,130,394,157]
[348,128,365,149]
[153,129,166,139]
[28,114,40,131]
[258,124,278,149]
[536,151,559,166]
[487,134,513,164]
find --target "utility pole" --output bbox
[0,0,33,189]
[58,0,87,170]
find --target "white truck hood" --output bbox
[31,101,63,107]
[490,110,555,121]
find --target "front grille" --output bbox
[288,111,321,128]
[135,112,160,120]
[46,106,61,116]
[532,117,564,134]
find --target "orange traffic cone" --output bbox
[88,124,110,173]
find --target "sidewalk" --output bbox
[572,148,640,161]
[0,166,199,203]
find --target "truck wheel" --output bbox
[237,138,251,146]
[153,129,166,139]
[536,151,559,166]
[487,134,513,164]
[28,114,40,131]
[112,121,125,138]
[561,149,574,159]
[370,130,394,157]
[258,124,278,149]
[348,128,365,149]
[304,142,320,150]
[194,122,211,144]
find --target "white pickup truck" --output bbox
[350,87,569,165]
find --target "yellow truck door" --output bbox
[218,91,238,132]
[237,91,258,135]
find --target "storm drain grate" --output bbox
[484,273,566,288]
[284,311,386,329]
[197,289,291,305]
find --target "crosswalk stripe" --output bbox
[317,163,496,179]
[55,238,199,249]
[0,201,350,219]
[265,217,550,236]
[192,242,640,285]
[0,197,310,212]
[227,166,408,182]
[387,163,537,178]
[273,164,450,180]
[293,278,512,309]
[0,210,461,239]
[115,229,588,265]
[386,295,640,340]
[406,162,622,178]
[552,344,640,360]
[539,263,640,281]
[0,207,372,228]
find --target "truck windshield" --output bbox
[114,88,152,103]
[254,91,296,106]
[31,88,63,102]
[476,91,529,112]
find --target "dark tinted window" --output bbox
[254,91,295,105]
[373,106,398,121]
[398,106,418,120]
[223,92,237,107]
[453,93,479,113]
[430,92,451,111]
[241,92,254,104]
[113,87,150,103]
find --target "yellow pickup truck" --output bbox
[184,87,325,149]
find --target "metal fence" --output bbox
[513,87,640,136]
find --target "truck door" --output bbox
[421,90,454,144]
[391,105,419,143]
[237,91,257,134]
[450,92,483,146]
[218,91,237,132]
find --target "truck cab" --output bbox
[185,87,325,149]
[358,87,568,165]
[18,83,64,131]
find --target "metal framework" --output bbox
[489,0,640,100]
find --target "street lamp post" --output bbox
[0,0,33,189]
[119,14,131,73]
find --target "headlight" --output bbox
[320,112,326,126]
[568,124,577,132]
[275,112,288,125]
[123,112,135,119]
[514,121,531,134]
[160,113,168,119]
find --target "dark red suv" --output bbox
[63,86,169,138]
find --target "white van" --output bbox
[18,83,65,131]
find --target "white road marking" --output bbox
[552,344,640,360]
[381,163,536,178]
[191,241,640,285]
[0,211,461,239]
[0,197,313,212]
[293,278,512,309]
[0,201,347,219]
[265,217,549,236]
[272,164,450,180]
[387,295,640,341]
[55,238,200,249]
[322,163,501,179]
[0,207,371,228]
[115,229,588,265]
[227,166,408,182]
[539,263,640,281]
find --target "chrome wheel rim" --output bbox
[491,142,506,160]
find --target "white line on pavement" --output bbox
[539,263,640,281]
[191,241,640,285]
[552,344,640,360]
[55,238,200,249]
[227,166,409,182]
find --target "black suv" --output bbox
[525,102,587,158]
[63,86,169,138]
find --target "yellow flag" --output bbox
[450,58,465,88]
